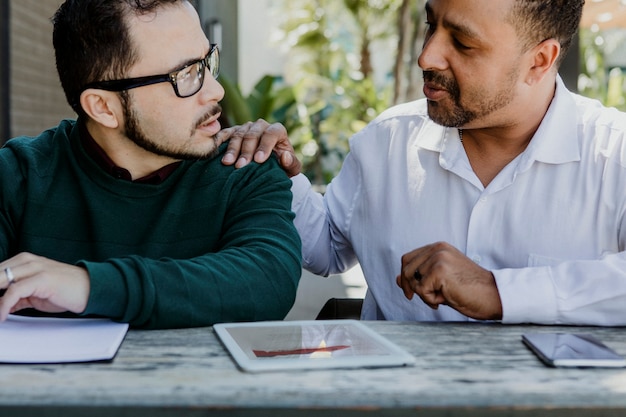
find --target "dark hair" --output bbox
[52,0,182,117]
[508,0,584,68]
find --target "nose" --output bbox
[200,72,225,104]
[417,31,449,72]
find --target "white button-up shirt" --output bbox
[291,77,626,325]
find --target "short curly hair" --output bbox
[507,0,585,68]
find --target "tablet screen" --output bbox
[214,320,415,372]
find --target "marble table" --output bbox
[1,321,626,416]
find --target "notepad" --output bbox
[0,314,129,364]
[214,319,415,372]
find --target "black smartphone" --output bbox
[522,333,626,368]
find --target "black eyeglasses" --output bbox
[81,43,220,98]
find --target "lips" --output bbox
[201,113,220,127]
[197,112,221,135]
[423,82,449,101]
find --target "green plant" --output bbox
[219,73,297,128]
[222,3,626,185]
[578,28,626,111]
[219,0,426,185]
[268,0,414,184]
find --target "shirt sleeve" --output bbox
[81,159,302,329]
[495,252,626,325]
[291,159,359,277]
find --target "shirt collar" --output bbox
[522,75,580,165]
[80,121,181,184]
[420,75,580,165]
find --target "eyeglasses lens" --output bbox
[175,46,219,98]
[208,47,220,79]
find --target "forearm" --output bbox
[495,252,626,326]
[81,243,301,329]
[83,163,302,329]
[291,174,358,276]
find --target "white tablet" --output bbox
[214,319,415,373]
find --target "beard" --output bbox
[423,68,518,128]
[120,92,221,161]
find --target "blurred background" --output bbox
[1,0,625,318]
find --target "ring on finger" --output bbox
[4,267,15,286]
[413,268,422,282]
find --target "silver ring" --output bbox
[4,267,14,286]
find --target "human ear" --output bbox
[79,89,122,129]
[525,38,560,85]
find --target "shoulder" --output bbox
[368,99,429,128]
[572,94,626,162]
[573,93,626,129]
[185,143,289,189]
[348,99,441,152]
[0,119,75,176]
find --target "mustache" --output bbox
[195,104,223,128]
[423,70,460,101]
[423,70,454,90]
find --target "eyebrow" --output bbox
[166,45,211,74]
[424,2,483,43]
[168,56,202,74]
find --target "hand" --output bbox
[216,119,302,177]
[0,252,90,321]
[395,242,503,320]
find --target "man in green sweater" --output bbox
[0,0,301,329]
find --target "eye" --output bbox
[453,37,471,50]
[176,65,195,83]
[424,21,435,39]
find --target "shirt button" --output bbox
[472,255,481,264]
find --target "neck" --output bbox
[459,127,533,187]
[85,121,178,180]
[459,77,558,186]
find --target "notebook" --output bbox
[0,314,129,364]
[214,319,415,373]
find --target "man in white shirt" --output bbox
[222,0,626,325]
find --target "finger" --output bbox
[420,288,446,310]
[400,257,423,285]
[250,123,284,164]
[413,262,447,310]
[250,123,289,162]
[222,139,241,165]
[397,250,427,299]
[400,246,430,272]
[0,280,35,321]
[0,266,16,290]
[278,151,302,177]
[413,268,423,282]
[220,123,251,165]
[234,119,270,168]
[396,275,414,300]
[215,126,236,144]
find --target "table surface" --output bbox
[2,321,626,417]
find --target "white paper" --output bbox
[0,314,128,363]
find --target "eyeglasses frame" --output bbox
[80,43,219,99]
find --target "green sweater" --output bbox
[0,119,301,329]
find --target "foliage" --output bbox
[217,0,425,185]
[267,0,408,184]
[219,73,297,128]
[578,28,626,111]
[220,2,626,184]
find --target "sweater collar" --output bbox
[79,120,181,185]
